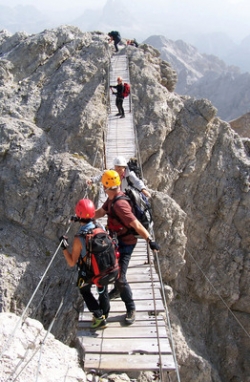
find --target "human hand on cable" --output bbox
[59,235,69,250]
[148,239,160,251]
[86,179,93,186]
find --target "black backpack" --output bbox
[77,227,119,288]
[110,31,120,39]
[111,188,153,236]
[127,158,142,179]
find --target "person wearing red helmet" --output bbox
[60,198,110,329]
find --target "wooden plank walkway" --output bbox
[106,52,135,166]
[77,52,176,379]
[78,240,175,377]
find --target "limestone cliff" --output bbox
[0,26,250,382]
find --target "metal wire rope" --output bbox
[6,261,77,381]
[8,298,65,382]
[154,250,181,382]
[34,298,64,382]
[185,246,250,339]
[146,243,164,382]
[126,52,181,381]
[0,222,73,360]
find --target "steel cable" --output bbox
[186,246,250,339]
[0,222,73,360]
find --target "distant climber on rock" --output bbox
[108,31,121,52]
[126,38,139,47]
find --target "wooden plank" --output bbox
[123,281,161,289]
[85,284,163,302]
[127,273,160,282]
[127,266,158,275]
[107,300,164,312]
[81,337,172,354]
[78,319,166,330]
[79,311,166,324]
[84,353,176,371]
[78,326,168,339]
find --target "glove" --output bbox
[148,240,160,251]
[59,235,69,250]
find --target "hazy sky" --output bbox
[1,0,250,42]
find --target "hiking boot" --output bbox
[115,113,121,116]
[90,315,108,329]
[125,310,136,325]
[108,289,120,300]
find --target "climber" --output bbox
[87,155,151,198]
[95,170,160,325]
[108,31,121,52]
[60,199,110,329]
[110,76,125,118]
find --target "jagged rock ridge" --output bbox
[144,35,250,122]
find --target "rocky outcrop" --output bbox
[1,26,250,382]
[229,112,250,138]
[0,312,86,381]
[144,35,250,122]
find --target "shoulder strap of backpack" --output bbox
[111,195,130,225]
[126,176,134,188]
[110,195,135,236]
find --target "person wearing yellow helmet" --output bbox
[95,170,160,325]
[101,169,121,189]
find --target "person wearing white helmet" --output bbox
[87,156,151,198]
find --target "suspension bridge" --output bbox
[77,49,179,381]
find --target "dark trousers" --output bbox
[115,241,136,312]
[80,284,110,318]
[114,37,121,52]
[116,97,124,116]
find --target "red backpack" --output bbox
[122,82,130,97]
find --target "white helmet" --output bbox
[113,156,127,167]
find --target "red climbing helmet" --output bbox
[75,199,95,220]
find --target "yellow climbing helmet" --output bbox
[101,170,121,189]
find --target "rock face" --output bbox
[144,35,250,122]
[229,112,250,138]
[0,26,250,382]
[0,312,86,381]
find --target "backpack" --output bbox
[77,227,119,288]
[127,157,142,179]
[122,83,130,98]
[111,188,153,236]
[110,31,120,39]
